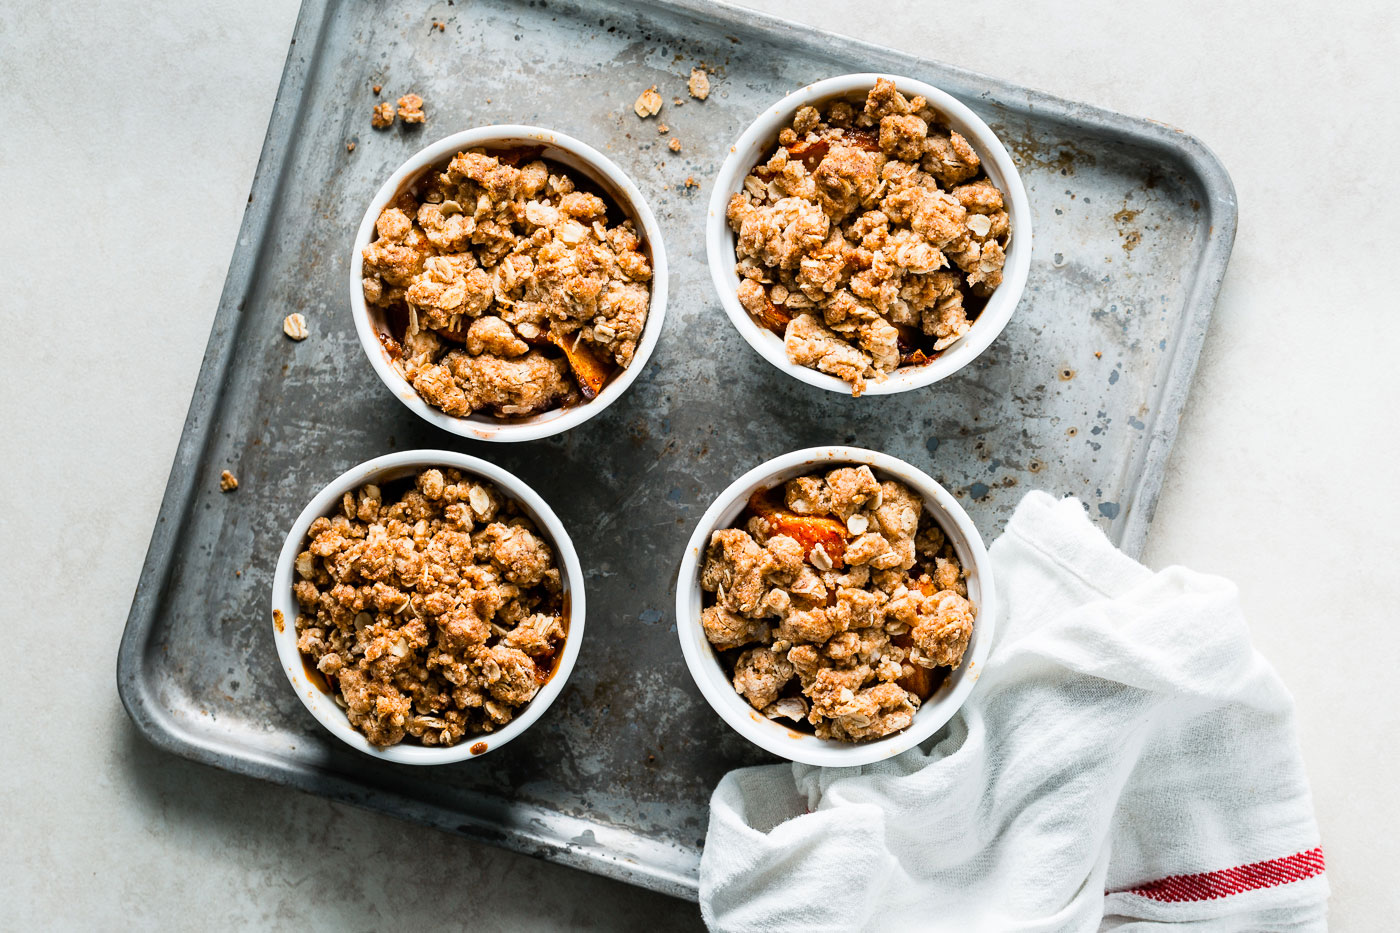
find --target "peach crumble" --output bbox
[699,465,975,742]
[292,468,567,747]
[726,78,1011,395]
[361,147,653,418]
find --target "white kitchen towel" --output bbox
[700,491,1327,932]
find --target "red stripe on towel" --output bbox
[1118,847,1325,902]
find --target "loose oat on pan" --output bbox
[292,468,567,747]
[726,78,1011,396]
[698,465,975,742]
[360,147,653,418]
[688,68,710,100]
[634,85,663,118]
[282,312,309,340]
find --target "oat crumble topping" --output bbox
[699,465,975,742]
[371,101,395,129]
[292,468,567,747]
[361,147,653,418]
[726,78,1011,395]
[668,138,681,153]
[283,312,309,341]
[219,470,239,492]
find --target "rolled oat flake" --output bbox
[283,313,309,341]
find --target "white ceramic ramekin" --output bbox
[271,450,585,764]
[706,74,1031,396]
[350,126,668,442]
[675,446,995,767]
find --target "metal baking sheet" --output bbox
[117,0,1236,901]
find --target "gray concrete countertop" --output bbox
[1,0,1395,928]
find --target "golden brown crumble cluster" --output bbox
[371,94,426,130]
[293,468,567,747]
[397,93,425,124]
[688,68,710,101]
[361,149,653,418]
[634,85,663,118]
[726,78,1011,395]
[699,465,975,742]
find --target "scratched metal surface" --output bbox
[117,0,1236,900]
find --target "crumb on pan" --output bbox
[397,93,425,124]
[634,85,663,118]
[726,77,1011,395]
[372,101,395,128]
[372,84,382,95]
[688,68,710,100]
[668,138,681,153]
[657,123,670,135]
[360,148,653,419]
[432,20,445,31]
[698,465,974,742]
[220,470,239,492]
[292,468,567,747]
[346,141,356,152]
[685,176,698,189]
[283,312,309,341]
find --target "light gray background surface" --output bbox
[1,0,1395,929]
